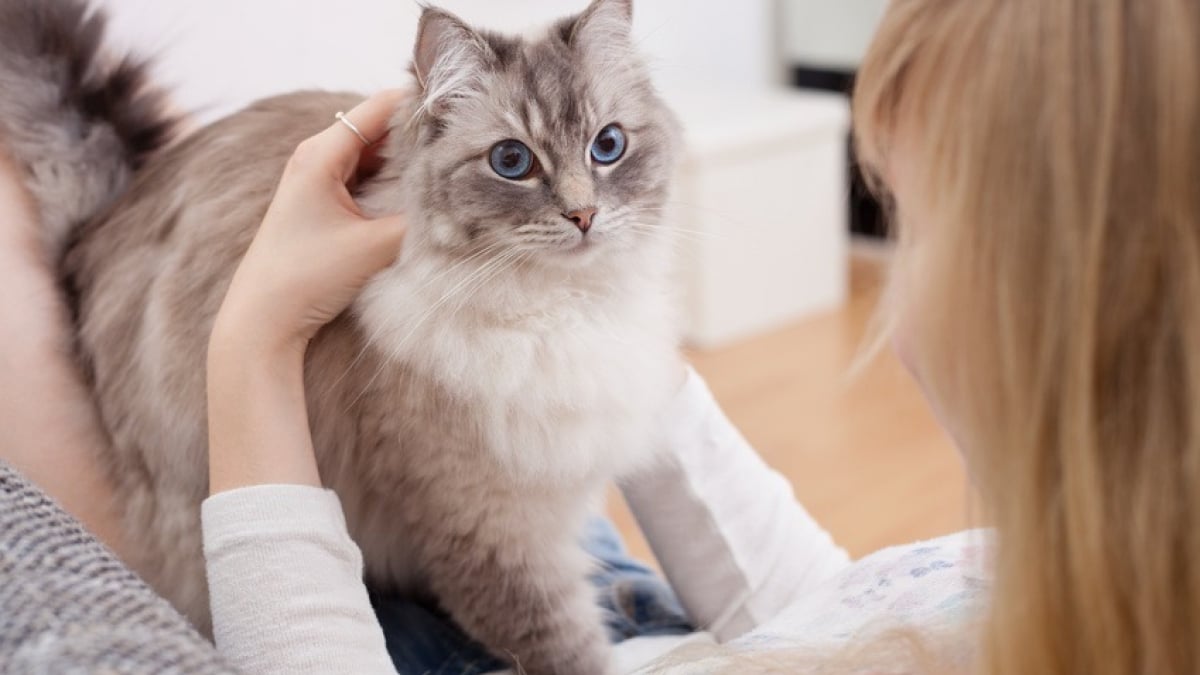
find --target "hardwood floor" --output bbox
[607,254,972,564]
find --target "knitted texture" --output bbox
[0,463,237,674]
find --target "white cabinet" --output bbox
[666,89,850,347]
[779,0,888,70]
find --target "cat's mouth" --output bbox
[566,238,594,253]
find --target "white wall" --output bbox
[92,1,849,345]
[97,0,775,123]
[779,0,887,70]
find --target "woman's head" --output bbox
[855,0,1200,672]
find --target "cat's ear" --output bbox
[569,0,634,52]
[412,7,490,109]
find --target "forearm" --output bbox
[0,331,128,556]
[0,150,127,558]
[200,92,410,672]
[621,368,851,641]
[203,485,397,675]
[206,323,321,494]
[204,329,397,673]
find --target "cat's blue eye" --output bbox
[591,124,627,165]
[490,140,536,180]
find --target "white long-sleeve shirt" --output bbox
[202,369,989,674]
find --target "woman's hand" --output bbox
[212,90,408,359]
[207,90,408,495]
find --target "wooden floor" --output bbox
[607,255,971,563]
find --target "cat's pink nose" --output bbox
[564,207,598,234]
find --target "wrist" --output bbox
[208,304,308,369]
[206,334,320,495]
[207,336,305,394]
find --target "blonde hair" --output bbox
[652,1,1200,672]
[854,1,1200,674]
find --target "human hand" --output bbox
[207,90,407,494]
[211,89,408,361]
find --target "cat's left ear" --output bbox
[412,7,491,112]
[569,0,634,56]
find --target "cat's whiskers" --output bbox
[607,203,700,226]
[660,199,748,223]
[622,220,715,240]
[367,248,528,395]
[617,202,748,239]
[614,207,727,241]
[613,228,707,260]
[356,250,516,389]
[372,241,510,338]
[342,252,512,410]
[444,251,528,316]
[329,240,509,393]
[347,248,526,410]
[620,222,716,247]
[614,216,726,248]
[394,250,518,347]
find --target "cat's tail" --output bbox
[0,0,180,258]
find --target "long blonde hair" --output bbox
[854,0,1200,673]
[651,2,1200,672]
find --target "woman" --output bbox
[851,0,1199,672]
[1,0,1196,673]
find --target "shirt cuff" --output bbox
[202,484,354,554]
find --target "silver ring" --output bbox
[335,111,371,146]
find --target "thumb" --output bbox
[356,214,407,270]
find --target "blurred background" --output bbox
[96,0,968,561]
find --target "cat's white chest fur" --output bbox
[356,251,679,485]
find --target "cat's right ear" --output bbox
[412,7,489,110]
[568,0,634,63]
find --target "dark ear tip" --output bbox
[417,5,454,25]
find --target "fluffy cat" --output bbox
[0,0,682,672]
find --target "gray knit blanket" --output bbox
[0,462,237,674]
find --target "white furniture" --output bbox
[779,0,889,71]
[665,89,850,348]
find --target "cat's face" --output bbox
[405,0,680,270]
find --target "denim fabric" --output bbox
[372,517,694,674]
[582,517,695,641]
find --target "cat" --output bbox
[0,0,682,672]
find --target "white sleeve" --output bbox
[201,484,398,675]
[620,368,851,642]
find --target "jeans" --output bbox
[370,517,694,674]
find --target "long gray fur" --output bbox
[0,0,177,260]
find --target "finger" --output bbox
[301,89,411,183]
[354,135,391,183]
[354,214,407,270]
[368,213,407,251]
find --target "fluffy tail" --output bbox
[0,0,179,257]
